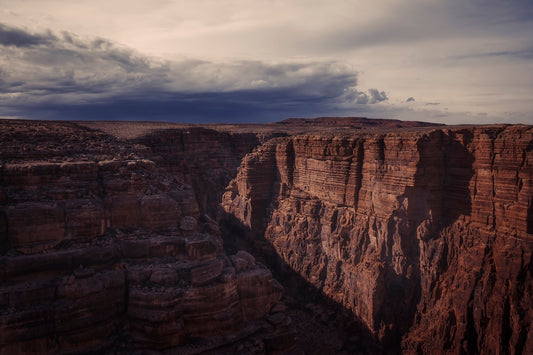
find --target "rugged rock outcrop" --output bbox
[0,120,293,354]
[222,125,533,353]
[2,118,532,354]
[132,127,285,217]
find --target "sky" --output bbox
[1,0,532,124]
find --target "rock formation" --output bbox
[277,116,442,129]
[1,118,532,354]
[222,125,533,353]
[0,120,294,354]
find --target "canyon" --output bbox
[1,118,532,354]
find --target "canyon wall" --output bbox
[0,121,294,354]
[222,125,533,353]
[2,119,532,354]
[132,127,282,217]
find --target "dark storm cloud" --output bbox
[7,88,367,123]
[0,23,55,47]
[1,77,375,122]
[0,24,387,122]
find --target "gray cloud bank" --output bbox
[0,23,54,47]
[0,24,388,122]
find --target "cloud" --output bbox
[453,48,533,61]
[2,1,532,125]
[345,88,388,105]
[0,23,391,122]
[2,0,532,125]
[0,23,54,47]
[367,89,388,104]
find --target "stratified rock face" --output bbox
[3,119,532,354]
[132,127,274,217]
[222,125,533,353]
[0,121,290,354]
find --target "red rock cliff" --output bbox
[0,121,293,354]
[222,125,533,353]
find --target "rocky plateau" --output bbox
[1,117,532,354]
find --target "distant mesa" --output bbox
[275,116,443,128]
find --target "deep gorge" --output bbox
[1,119,532,354]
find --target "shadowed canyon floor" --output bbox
[1,118,532,354]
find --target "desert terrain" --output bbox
[1,117,532,354]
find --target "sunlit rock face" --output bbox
[222,125,533,353]
[0,121,291,354]
[1,118,532,354]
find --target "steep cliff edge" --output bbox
[2,119,532,354]
[0,120,293,354]
[222,125,533,353]
[131,127,275,217]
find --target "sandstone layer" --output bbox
[222,125,533,353]
[0,120,294,354]
[2,118,532,354]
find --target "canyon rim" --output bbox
[1,117,532,354]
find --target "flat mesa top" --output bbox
[1,117,526,141]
